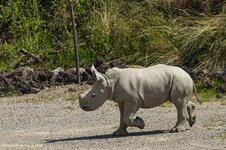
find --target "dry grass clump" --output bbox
[0,0,225,72]
[157,0,226,15]
[172,15,226,72]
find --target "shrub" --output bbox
[0,0,225,72]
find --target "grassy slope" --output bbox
[0,0,225,100]
[0,0,225,71]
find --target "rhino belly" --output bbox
[141,90,169,108]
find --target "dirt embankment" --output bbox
[1,59,226,98]
[0,84,225,150]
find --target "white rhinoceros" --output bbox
[78,64,201,136]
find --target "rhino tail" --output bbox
[193,83,202,105]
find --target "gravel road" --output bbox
[0,85,225,150]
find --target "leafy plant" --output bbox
[0,0,225,73]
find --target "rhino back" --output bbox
[110,64,192,108]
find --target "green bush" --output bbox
[0,0,225,72]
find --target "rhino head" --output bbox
[78,65,112,111]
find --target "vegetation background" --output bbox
[0,0,225,71]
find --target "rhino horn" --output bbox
[91,65,106,82]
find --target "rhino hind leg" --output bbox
[170,100,189,132]
[187,101,196,127]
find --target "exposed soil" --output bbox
[0,84,226,150]
[1,59,225,98]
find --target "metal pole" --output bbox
[69,0,81,85]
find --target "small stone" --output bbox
[216,86,226,93]
[68,87,77,92]
[216,93,224,99]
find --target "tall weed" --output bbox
[0,0,225,72]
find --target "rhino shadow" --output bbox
[45,130,168,143]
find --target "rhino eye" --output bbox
[92,93,96,98]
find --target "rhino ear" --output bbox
[91,65,106,82]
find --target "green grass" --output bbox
[195,87,226,102]
[66,93,77,102]
[2,85,17,97]
[160,101,173,107]
[198,90,218,102]
[0,0,225,73]
[222,132,226,139]
[194,78,225,102]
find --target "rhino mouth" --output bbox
[81,106,92,111]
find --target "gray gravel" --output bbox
[0,85,225,150]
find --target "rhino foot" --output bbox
[135,116,145,129]
[170,126,186,133]
[188,114,197,127]
[113,129,128,136]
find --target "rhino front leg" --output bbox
[113,103,128,136]
[123,101,145,129]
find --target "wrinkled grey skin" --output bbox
[79,64,201,136]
